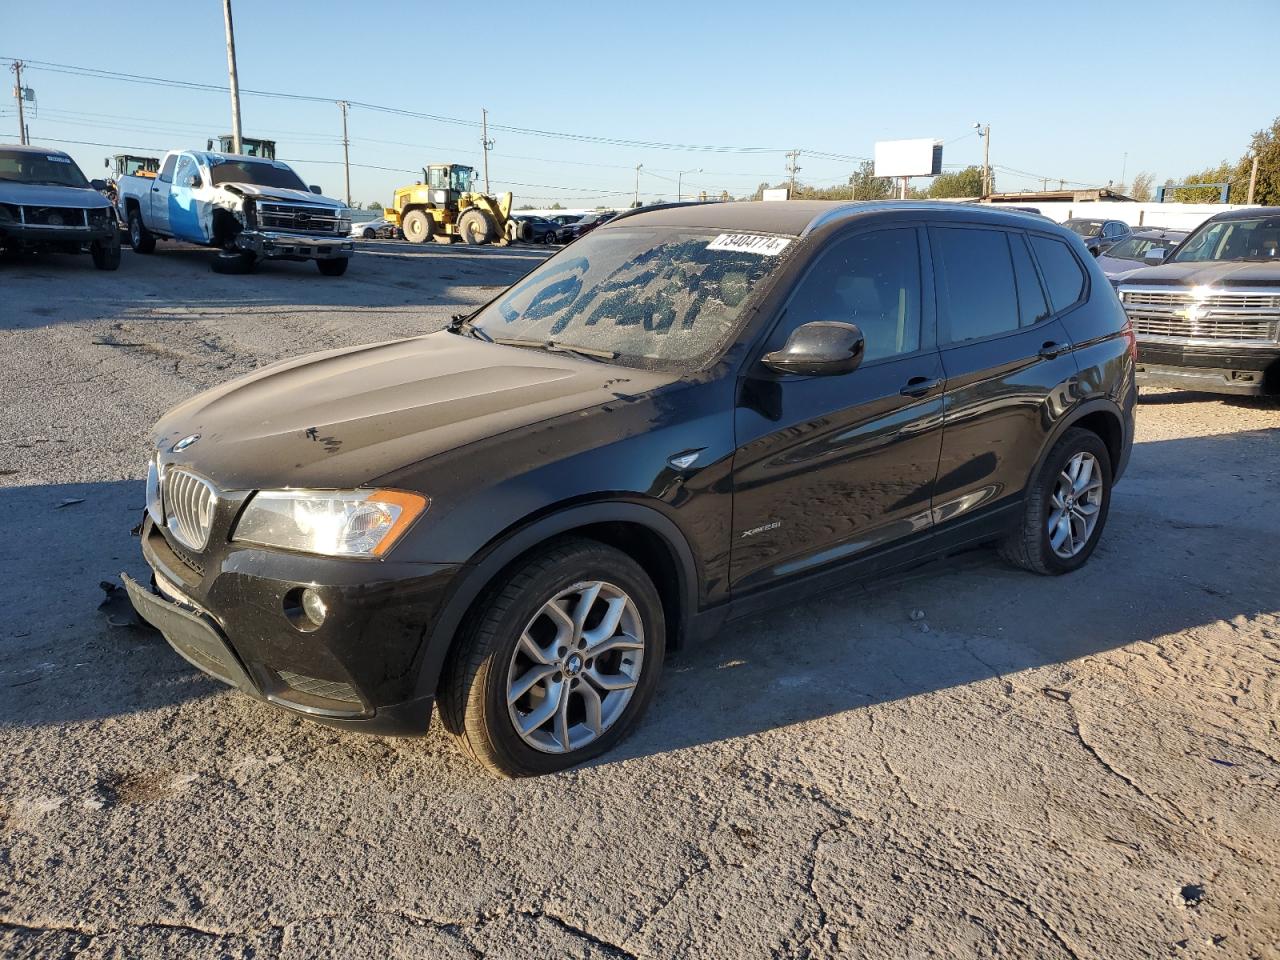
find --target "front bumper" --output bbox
[235,229,354,261]
[0,219,118,250]
[1136,340,1280,395]
[126,515,460,735]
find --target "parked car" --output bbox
[1095,228,1188,280]
[1117,208,1280,395]
[123,201,1135,776]
[556,210,617,244]
[0,144,121,269]
[513,214,560,244]
[350,217,396,240]
[1062,217,1131,256]
[547,213,583,226]
[117,150,353,276]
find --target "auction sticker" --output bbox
[46,155,71,163]
[706,233,792,256]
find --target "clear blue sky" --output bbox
[4,0,1277,208]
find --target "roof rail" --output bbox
[605,200,715,226]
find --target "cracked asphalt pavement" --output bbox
[1,241,1278,959]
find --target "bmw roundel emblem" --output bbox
[171,434,200,452]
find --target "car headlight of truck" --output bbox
[232,489,428,558]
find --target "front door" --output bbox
[167,154,210,244]
[148,153,177,235]
[730,226,945,592]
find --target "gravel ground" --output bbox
[1,241,1278,960]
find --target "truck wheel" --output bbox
[211,249,256,274]
[317,257,349,277]
[458,209,495,245]
[440,538,666,777]
[91,237,121,271]
[127,208,155,254]
[402,210,433,244]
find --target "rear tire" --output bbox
[440,539,666,777]
[127,208,155,254]
[458,208,495,245]
[317,257,349,277]
[1000,427,1112,575]
[91,237,121,270]
[362,227,376,240]
[402,209,433,244]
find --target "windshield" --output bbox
[470,226,793,369]
[0,149,90,188]
[208,157,307,190]
[1065,219,1104,238]
[1103,235,1182,262]
[1169,216,1280,264]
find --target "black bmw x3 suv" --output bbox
[126,200,1136,776]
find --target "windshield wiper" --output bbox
[491,337,617,361]
[448,313,492,342]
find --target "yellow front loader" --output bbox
[386,163,530,245]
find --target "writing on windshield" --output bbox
[0,150,90,188]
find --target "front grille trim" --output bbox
[256,202,343,235]
[1120,285,1280,346]
[163,468,218,552]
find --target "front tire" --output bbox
[317,257,349,277]
[402,209,433,244]
[362,227,376,240]
[127,208,155,254]
[211,248,256,274]
[457,208,495,245]
[1001,427,1112,575]
[441,539,666,777]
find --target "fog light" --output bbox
[301,588,327,625]
[283,586,327,632]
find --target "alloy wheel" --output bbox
[1048,451,1104,559]
[506,580,644,754]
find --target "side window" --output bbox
[1009,233,1050,326]
[158,154,177,184]
[773,228,922,363]
[930,226,1020,342]
[1029,235,1088,312]
[174,155,197,187]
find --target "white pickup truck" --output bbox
[116,150,354,275]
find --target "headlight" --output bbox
[232,489,428,558]
[145,456,164,525]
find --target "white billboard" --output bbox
[874,139,943,179]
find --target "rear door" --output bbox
[730,225,946,592]
[929,224,1078,529]
[148,153,177,235]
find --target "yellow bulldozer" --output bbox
[386,163,531,245]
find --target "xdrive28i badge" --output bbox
[171,434,200,452]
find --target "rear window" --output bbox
[1029,236,1087,311]
[930,227,1020,342]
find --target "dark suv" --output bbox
[124,201,1135,776]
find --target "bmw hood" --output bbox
[0,182,112,209]
[221,182,345,208]
[151,331,674,490]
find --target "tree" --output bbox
[1232,115,1280,205]
[1129,171,1155,202]
[926,166,984,199]
[847,161,893,201]
[1166,161,1235,203]
[368,200,382,212]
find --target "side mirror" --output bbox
[89,179,108,192]
[1090,245,1102,258]
[1143,248,1167,265]
[763,321,865,376]
[104,157,110,168]
[309,185,322,194]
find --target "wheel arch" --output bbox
[1035,397,1128,483]
[417,501,699,704]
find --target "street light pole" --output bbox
[634,163,643,207]
[677,167,702,202]
[222,0,243,154]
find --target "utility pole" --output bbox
[634,163,643,207]
[786,149,801,196]
[481,108,493,195]
[10,61,26,145]
[974,122,991,197]
[677,167,701,202]
[338,101,351,207]
[1248,154,1260,205]
[222,0,243,154]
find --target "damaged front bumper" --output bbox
[234,229,353,262]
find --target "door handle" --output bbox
[1039,341,1067,360]
[151,186,159,192]
[900,376,941,398]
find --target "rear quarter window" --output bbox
[1029,235,1087,312]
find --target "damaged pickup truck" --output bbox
[116,150,353,275]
